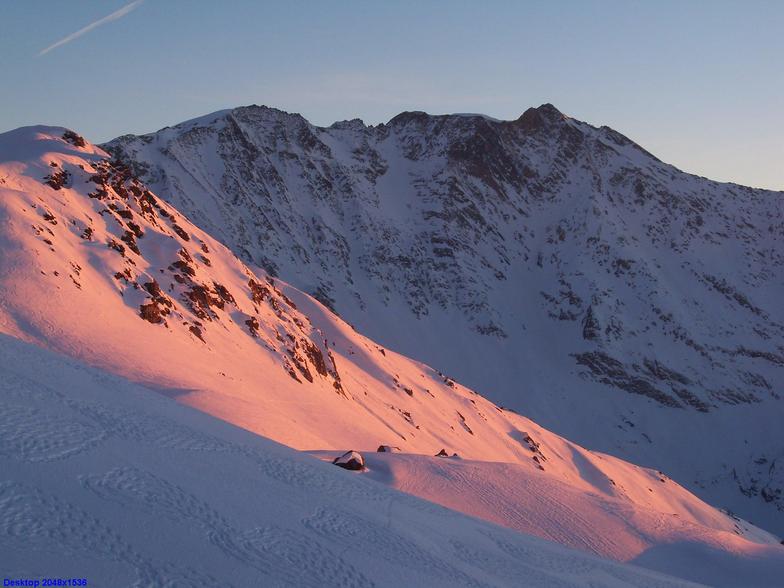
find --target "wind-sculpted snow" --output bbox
[104,105,784,533]
[0,334,700,587]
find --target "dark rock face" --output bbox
[44,168,71,190]
[139,302,162,323]
[333,450,365,471]
[573,351,682,408]
[62,129,86,147]
[582,306,601,341]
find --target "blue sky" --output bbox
[1,1,782,189]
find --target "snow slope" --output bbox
[0,126,782,585]
[355,452,784,587]
[104,105,784,534]
[1,333,700,587]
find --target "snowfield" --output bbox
[0,334,699,587]
[356,452,784,587]
[1,126,783,586]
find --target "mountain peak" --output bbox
[328,118,367,131]
[515,103,568,131]
[0,125,106,168]
[386,110,432,126]
[535,102,565,117]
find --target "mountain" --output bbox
[103,104,784,535]
[1,126,782,585]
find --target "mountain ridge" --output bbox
[2,125,784,585]
[102,104,784,535]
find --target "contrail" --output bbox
[39,0,144,56]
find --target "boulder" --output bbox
[435,449,460,458]
[377,445,401,453]
[333,450,365,471]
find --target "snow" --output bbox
[351,451,784,587]
[0,334,699,587]
[1,125,782,585]
[101,104,784,539]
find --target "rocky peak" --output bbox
[386,110,434,128]
[232,104,306,122]
[515,102,569,132]
[328,118,367,132]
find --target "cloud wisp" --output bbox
[38,0,144,56]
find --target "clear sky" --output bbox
[1,1,782,189]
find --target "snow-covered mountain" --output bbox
[1,126,782,585]
[103,104,784,536]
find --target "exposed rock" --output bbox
[189,324,204,341]
[172,223,190,241]
[139,302,164,324]
[582,306,601,340]
[332,450,365,471]
[574,351,681,408]
[44,169,70,190]
[245,316,260,337]
[62,129,86,147]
